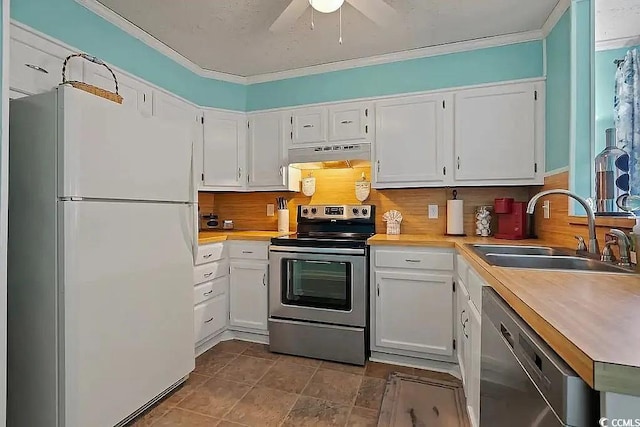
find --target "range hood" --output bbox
[288,143,371,169]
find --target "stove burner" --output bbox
[271,205,375,249]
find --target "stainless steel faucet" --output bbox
[607,229,632,267]
[527,189,600,255]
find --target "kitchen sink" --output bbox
[471,244,566,256]
[467,244,635,274]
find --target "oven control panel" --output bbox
[300,205,373,220]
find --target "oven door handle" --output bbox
[303,260,334,264]
[269,245,365,255]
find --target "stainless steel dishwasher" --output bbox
[480,288,594,426]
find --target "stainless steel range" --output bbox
[268,204,375,366]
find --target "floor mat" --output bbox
[377,372,470,427]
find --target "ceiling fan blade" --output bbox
[269,0,310,32]
[347,0,398,26]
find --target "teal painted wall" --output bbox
[11,0,247,110]
[13,1,546,115]
[571,0,594,208]
[246,41,544,111]
[545,10,571,172]
[594,45,640,153]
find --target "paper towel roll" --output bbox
[447,199,465,235]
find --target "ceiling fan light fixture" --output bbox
[309,0,344,14]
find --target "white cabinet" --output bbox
[152,91,196,123]
[454,82,542,184]
[194,292,228,343]
[328,102,371,142]
[457,278,470,386]
[83,60,152,116]
[151,91,202,188]
[193,243,230,346]
[370,247,455,361]
[374,271,454,356]
[467,300,482,427]
[229,261,269,332]
[291,107,327,145]
[9,37,82,97]
[202,110,247,189]
[373,94,451,188]
[248,111,290,190]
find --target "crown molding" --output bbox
[246,30,544,84]
[596,35,640,52]
[542,0,571,38]
[76,0,545,86]
[74,0,247,84]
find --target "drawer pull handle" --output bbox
[242,251,254,254]
[460,309,466,326]
[405,259,421,263]
[203,272,213,278]
[203,290,213,296]
[204,317,214,323]
[303,124,314,128]
[203,254,213,259]
[340,120,353,124]
[25,63,49,74]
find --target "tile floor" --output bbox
[129,340,459,427]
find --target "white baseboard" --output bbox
[194,329,269,357]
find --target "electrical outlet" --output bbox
[428,204,439,219]
[543,200,550,219]
[267,204,275,217]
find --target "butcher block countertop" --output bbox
[368,233,640,396]
[198,231,291,245]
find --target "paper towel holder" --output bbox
[445,189,467,236]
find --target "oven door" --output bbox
[269,247,367,327]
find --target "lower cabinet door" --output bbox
[457,279,470,385]
[229,261,268,331]
[467,300,482,427]
[374,271,454,356]
[194,293,227,343]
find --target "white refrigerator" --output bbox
[8,86,197,427]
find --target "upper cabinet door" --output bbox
[328,102,371,142]
[202,110,246,189]
[248,112,285,188]
[374,94,449,187]
[151,91,202,189]
[152,91,195,123]
[454,82,539,183]
[10,38,82,96]
[291,108,327,145]
[83,60,152,117]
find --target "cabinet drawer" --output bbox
[467,268,485,311]
[194,294,227,343]
[194,276,228,306]
[228,243,269,260]
[196,243,225,265]
[456,254,469,284]
[10,39,64,95]
[193,260,228,285]
[375,250,454,271]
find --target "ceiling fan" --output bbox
[269,0,397,33]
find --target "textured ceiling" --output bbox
[596,0,640,44]
[97,0,559,77]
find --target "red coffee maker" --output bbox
[494,198,527,240]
